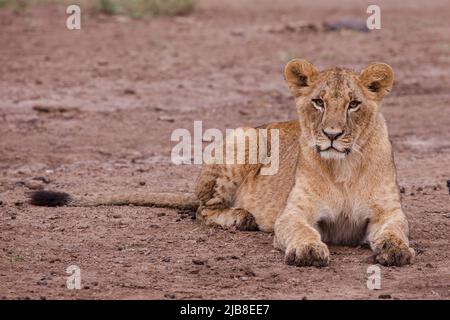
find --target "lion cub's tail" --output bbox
[28,190,200,210]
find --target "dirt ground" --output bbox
[0,0,449,300]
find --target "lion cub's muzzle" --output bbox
[315,128,352,159]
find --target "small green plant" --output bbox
[98,0,197,17]
[99,0,117,15]
[7,250,27,263]
[0,0,197,17]
[0,0,28,10]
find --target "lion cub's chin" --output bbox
[319,149,348,160]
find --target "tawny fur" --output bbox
[29,59,415,267]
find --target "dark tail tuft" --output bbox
[29,190,71,207]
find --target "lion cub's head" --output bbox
[284,59,394,160]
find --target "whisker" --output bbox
[352,143,364,159]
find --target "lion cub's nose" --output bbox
[323,128,344,141]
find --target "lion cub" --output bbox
[30,59,415,267]
[195,59,414,267]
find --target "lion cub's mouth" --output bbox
[316,145,351,159]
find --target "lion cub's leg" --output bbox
[194,164,258,231]
[273,191,330,267]
[199,207,258,231]
[274,211,329,267]
[367,206,415,266]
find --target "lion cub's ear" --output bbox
[359,63,394,100]
[284,59,318,97]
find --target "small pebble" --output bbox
[124,89,136,95]
[192,258,206,265]
[158,116,175,122]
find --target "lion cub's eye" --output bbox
[348,100,361,111]
[312,99,324,109]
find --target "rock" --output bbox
[33,105,80,114]
[124,88,136,95]
[324,17,370,32]
[192,258,207,265]
[230,29,244,36]
[399,186,406,194]
[32,176,51,184]
[97,60,109,66]
[196,236,206,243]
[158,116,175,122]
[243,268,256,277]
[15,165,33,175]
[139,181,146,186]
[156,212,166,217]
[24,180,44,190]
[378,294,392,299]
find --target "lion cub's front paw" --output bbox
[234,209,258,231]
[284,241,330,267]
[374,237,415,267]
